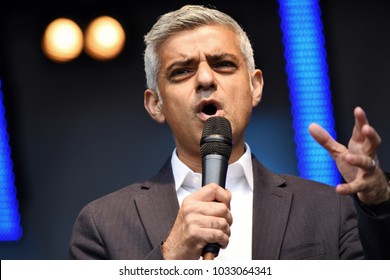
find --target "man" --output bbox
[68,5,390,260]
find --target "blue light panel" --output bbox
[0,80,22,241]
[278,0,341,186]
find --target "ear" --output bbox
[250,69,264,107]
[144,88,165,124]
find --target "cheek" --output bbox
[227,94,253,125]
[229,92,253,112]
[161,95,193,124]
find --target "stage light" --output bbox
[278,0,341,186]
[42,18,84,63]
[0,80,22,241]
[84,16,126,61]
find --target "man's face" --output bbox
[153,24,262,160]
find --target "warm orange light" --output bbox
[42,18,83,62]
[84,16,126,61]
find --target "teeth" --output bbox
[202,104,217,115]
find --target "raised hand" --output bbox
[308,107,390,205]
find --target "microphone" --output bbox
[200,116,233,259]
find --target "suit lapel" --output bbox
[251,156,293,259]
[134,159,180,248]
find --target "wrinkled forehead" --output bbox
[157,25,242,64]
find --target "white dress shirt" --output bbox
[171,143,254,260]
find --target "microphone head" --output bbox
[200,116,232,159]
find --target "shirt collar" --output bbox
[227,143,254,190]
[171,143,253,191]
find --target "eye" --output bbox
[171,68,193,77]
[213,61,237,71]
[216,61,234,67]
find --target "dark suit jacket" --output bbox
[68,155,390,259]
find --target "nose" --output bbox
[195,62,216,93]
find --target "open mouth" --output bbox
[197,100,223,121]
[202,104,218,116]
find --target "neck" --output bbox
[176,141,246,173]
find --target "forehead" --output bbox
[158,25,241,63]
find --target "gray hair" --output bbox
[143,5,255,93]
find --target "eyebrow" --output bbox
[165,53,239,73]
[207,53,239,63]
[166,58,196,74]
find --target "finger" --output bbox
[350,107,380,148]
[212,217,231,236]
[198,201,233,225]
[354,106,368,128]
[336,175,389,205]
[335,180,367,195]
[186,220,230,248]
[350,107,380,150]
[361,124,382,156]
[181,209,230,242]
[350,106,369,143]
[191,183,232,205]
[308,123,347,157]
[343,153,377,173]
[182,198,232,229]
[362,124,381,146]
[187,212,231,232]
[201,228,230,249]
[200,216,231,236]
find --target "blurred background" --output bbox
[0,0,389,259]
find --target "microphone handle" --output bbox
[202,154,228,187]
[201,154,229,258]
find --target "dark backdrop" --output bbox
[0,0,389,259]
